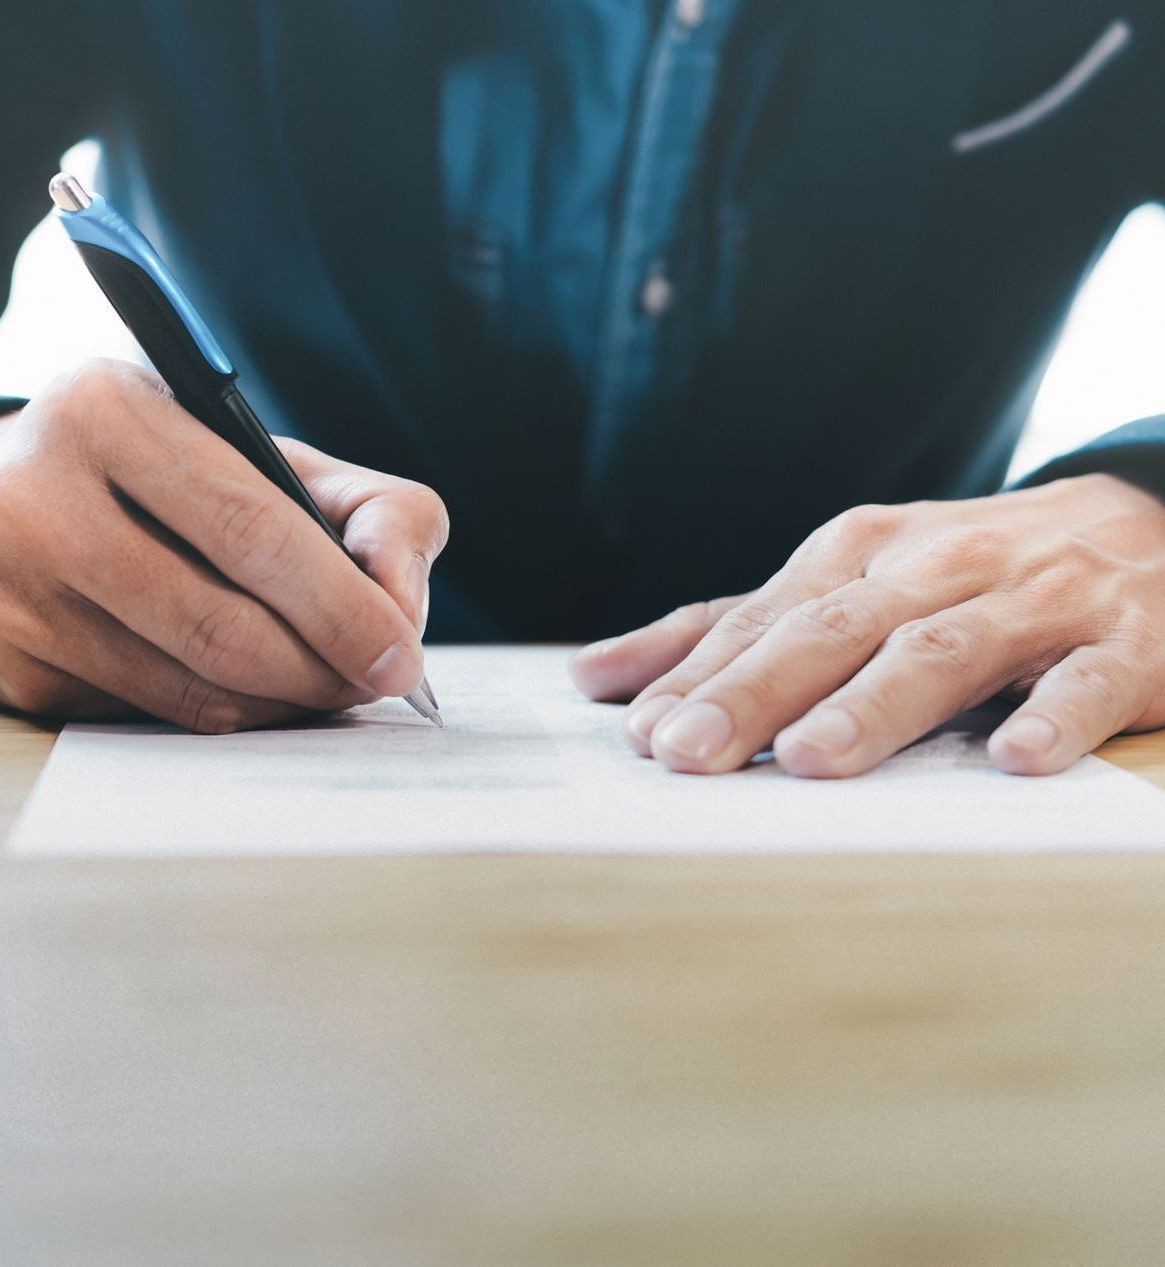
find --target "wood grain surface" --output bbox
[2,712,1164,1266]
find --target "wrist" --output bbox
[1033,470,1165,516]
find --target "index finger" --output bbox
[649,577,922,773]
[274,436,449,632]
[105,385,425,698]
[619,508,895,752]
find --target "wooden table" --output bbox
[2,714,1164,1267]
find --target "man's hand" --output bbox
[0,359,448,731]
[571,475,1165,777]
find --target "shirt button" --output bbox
[640,272,676,320]
[675,0,706,29]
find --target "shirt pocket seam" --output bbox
[950,18,1134,156]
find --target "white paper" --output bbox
[9,646,1165,856]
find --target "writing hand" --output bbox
[0,360,448,730]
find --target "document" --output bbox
[10,646,1164,855]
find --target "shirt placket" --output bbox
[585,0,739,513]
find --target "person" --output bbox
[2,2,1164,779]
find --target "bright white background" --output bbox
[2,140,1164,482]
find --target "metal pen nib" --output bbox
[406,683,445,728]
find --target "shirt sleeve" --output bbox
[1013,415,1165,499]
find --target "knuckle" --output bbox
[1022,537,1119,597]
[176,676,250,735]
[1057,535,1118,572]
[1054,658,1123,713]
[37,360,168,456]
[714,601,779,645]
[26,362,124,453]
[1020,557,1079,608]
[827,503,898,551]
[182,601,258,679]
[62,358,129,409]
[60,359,163,422]
[413,484,451,553]
[788,595,875,649]
[1111,605,1159,655]
[891,616,979,672]
[920,526,1007,575]
[213,493,296,583]
[1025,547,1138,637]
[388,480,450,557]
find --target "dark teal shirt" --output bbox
[4,2,1164,639]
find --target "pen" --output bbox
[48,172,442,728]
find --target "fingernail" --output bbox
[653,701,735,765]
[625,694,682,753]
[999,714,1059,755]
[406,555,430,633]
[367,643,422,697]
[780,707,860,757]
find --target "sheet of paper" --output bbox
[9,646,1165,856]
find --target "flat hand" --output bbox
[0,360,449,730]
[571,476,1165,777]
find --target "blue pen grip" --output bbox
[56,195,234,377]
[73,241,236,412]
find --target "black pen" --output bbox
[48,172,442,727]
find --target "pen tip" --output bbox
[403,689,444,728]
[418,677,440,712]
